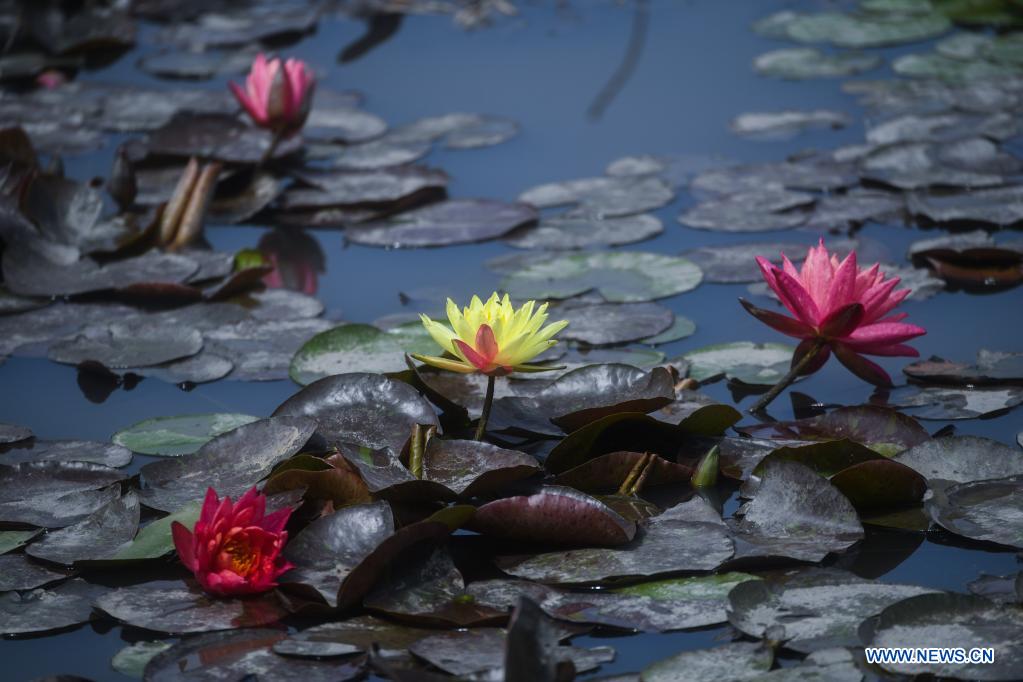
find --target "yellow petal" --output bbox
[410,353,477,373]
[420,314,457,355]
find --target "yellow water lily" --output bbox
[413,293,568,376]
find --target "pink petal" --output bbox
[845,321,927,346]
[739,298,814,338]
[844,341,920,357]
[822,251,857,318]
[800,240,834,307]
[774,269,823,328]
[229,81,267,125]
[833,343,892,387]
[820,302,864,338]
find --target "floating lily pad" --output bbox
[678,189,813,232]
[501,251,702,303]
[138,416,316,512]
[103,499,203,563]
[889,385,1023,419]
[728,569,937,653]
[473,486,637,547]
[364,547,506,627]
[273,616,435,657]
[0,439,132,467]
[422,439,541,497]
[144,112,302,163]
[519,175,675,218]
[641,641,773,682]
[685,342,796,385]
[554,451,693,492]
[928,475,1023,548]
[893,436,1023,487]
[0,554,70,592]
[0,529,41,555]
[690,160,856,195]
[112,413,260,456]
[96,581,288,634]
[274,373,438,454]
[111,641,174,679]
[27,492,139,565]
[282,501,461,608]
[867,592,1023,679]
[908,184,1023,225]
[681,242,806,283]
[492,365,676,436]
[967,573,1022,605]
[49,319,203,369]
[905,350,1023,385]
[559,302,674,346]
[754,48,882,79]
[731,110,849,138]
[337,446,452,502]
[738,405,930,456]
[497,498,733,584]
[145,628,366,681]
[287,166,447,208]
[756,10,951,48]
[289,323,436,385]
[265,454,372,507]
[0,580,96,635]
[0,461,126,527]
[0,423,33,445]
[2,247,199,298]
[642,317,697,345]
[731,460,864,563]
[505,213,663,250]
[346,199,537,249]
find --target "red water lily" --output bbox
[229,53,315,137]
[741,240,926,387]
[171,487,293,597]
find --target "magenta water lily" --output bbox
[230,53,315,138]
[742,240,926,412]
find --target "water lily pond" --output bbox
[2,0,1023,680]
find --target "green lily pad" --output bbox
[501,251,703,303]
[754,47,882,79]
[756,9,951,48]
[103,499,203,562]
[685,341,796,385]
[289,322,436,385]
[642,641,773,682]
[0,529,41,555]
[112,413,260,456]
[111,641,174,679]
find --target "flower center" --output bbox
[222,536,258,576]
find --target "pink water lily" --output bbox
[229,53,315,137]
[741,240,926,387]
[172,487,293,597]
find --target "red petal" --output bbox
[820,302,864,338]
[171,521,198,571]
[475,324,499,363]
[793,339,831,376]
[833,343,893,387]
[739,298,813,338]
[454,339,491,371]
[845,321,927,346]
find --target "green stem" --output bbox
[409,424,424,479]
[749,339,825,415]
[475,374,496,441]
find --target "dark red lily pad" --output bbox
[422,438,541,498]
[471,486,637,547]
[554,451,694,492]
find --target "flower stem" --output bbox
[475,374,496,441]
[256,130,285,170]
[749,339,825,415]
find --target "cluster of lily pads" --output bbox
[2,372,1022,679]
